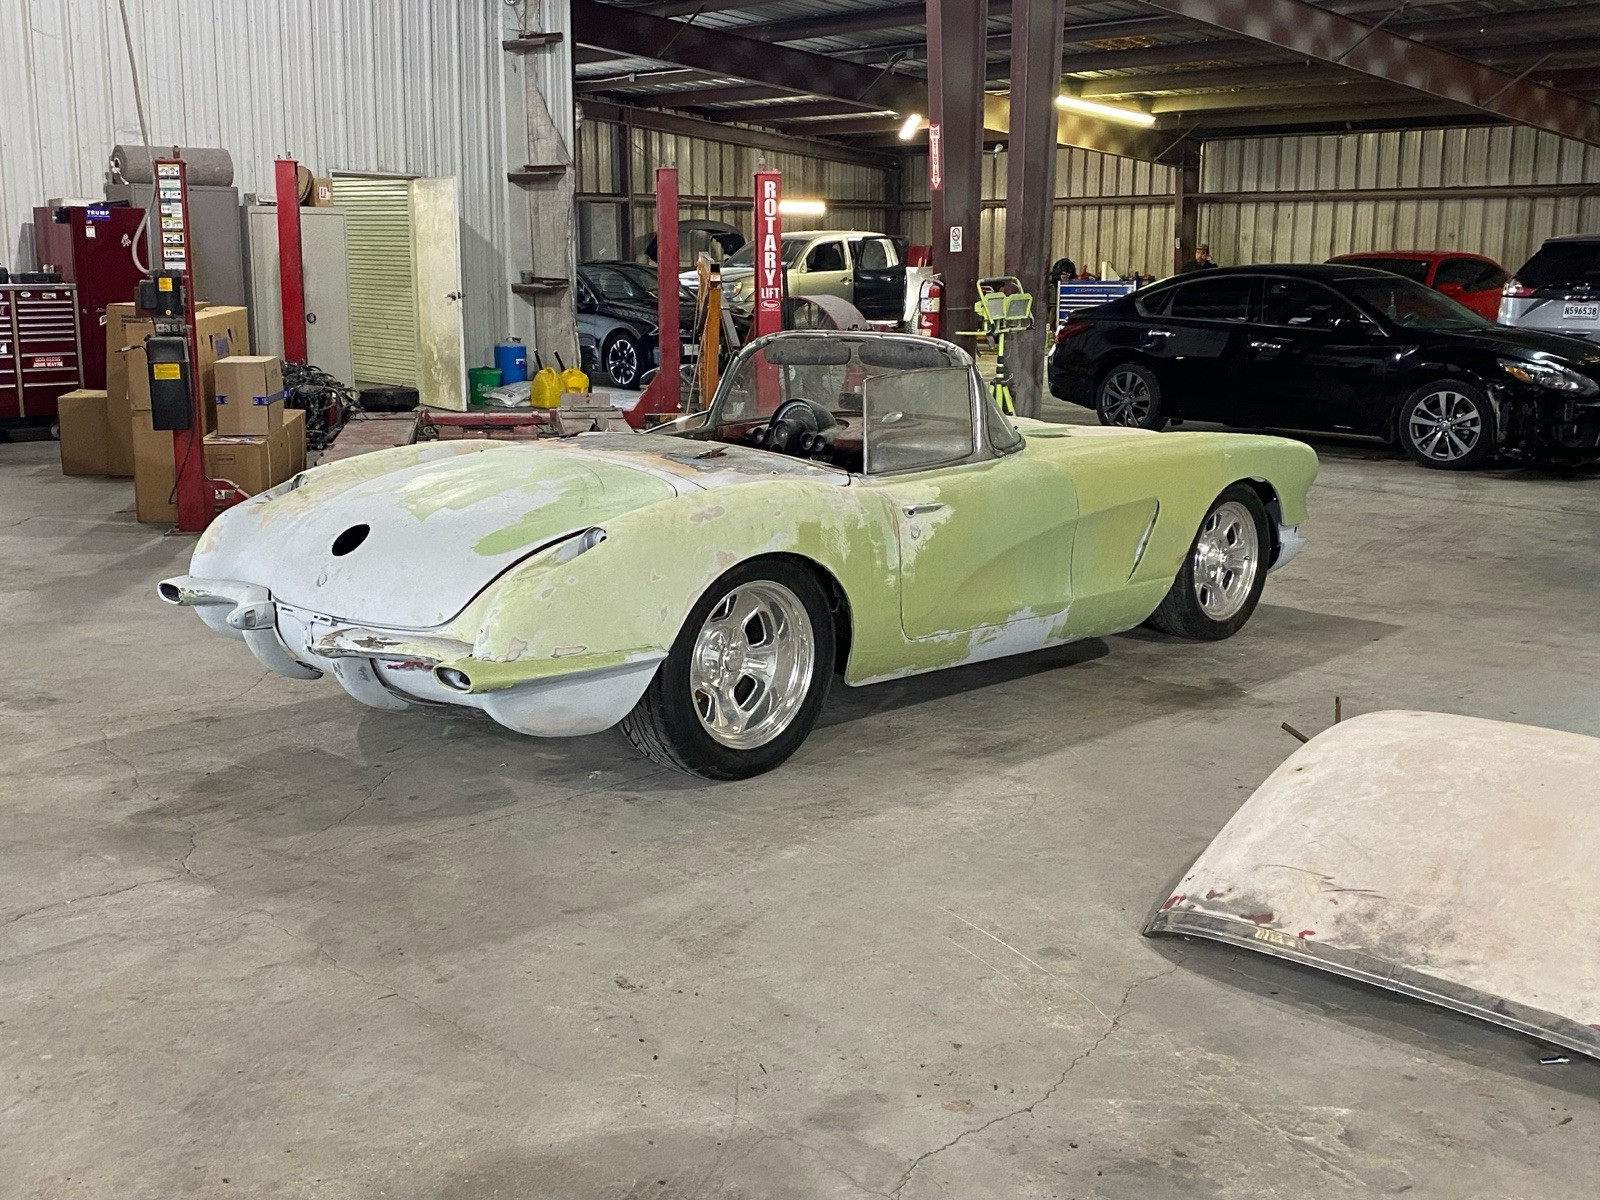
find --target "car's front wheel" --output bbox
[620,559,835,780]
[603,331,644,389]
[1144,485,1270,640]
[1095,362,1167,430]
[1398,379,1494,469]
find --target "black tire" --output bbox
[1095,361,1167,430]
[602,331,644,389]
[1144,484,1271,641]
[620,558,836,780]
[1397,379,1495,470]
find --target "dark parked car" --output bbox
[1048,264,1600,469]
[576,261,695,389]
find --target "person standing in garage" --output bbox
[1181,244,1219,273]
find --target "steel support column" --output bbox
[928,0,988,350]
[1001,0,1065,419]
[1173,142,1200,276]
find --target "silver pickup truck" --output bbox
[681,229,923,325]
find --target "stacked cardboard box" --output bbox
[214,356,285,435]
[108,303,251,523]
[205,407,306,497]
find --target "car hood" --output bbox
[193,442,682,629]
[192,436,846,629]
[1429,324,1600,365]
[596,296,695,332]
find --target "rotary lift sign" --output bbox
[753,169,783,339]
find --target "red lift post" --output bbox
[274,158,307,364]
[152,158,212,533]
[625,167,680,427]
[752,169,783,340]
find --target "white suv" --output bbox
[1500,235,1600,343]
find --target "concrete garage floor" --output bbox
[3,421,1598,1200]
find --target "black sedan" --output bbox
[1048,264,1600,469]
[576,261,696,389]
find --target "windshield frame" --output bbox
[658,331,1018,477]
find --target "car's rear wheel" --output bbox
[1095,362,1166,430]
[1398,379,1494,470]
[620,559,835,780]
[1144,485,1269,640]
[603,332,644,389]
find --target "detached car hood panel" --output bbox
[193,442,679,628]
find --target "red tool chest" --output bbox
[32,203,147,389]
[0,284,84,426]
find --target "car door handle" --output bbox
[1145,329,1175,339]
[903,502,945,517]
[1250,339,1287,351]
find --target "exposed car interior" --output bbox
[664,334,1016,475]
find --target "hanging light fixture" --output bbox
[1055,94,1156,128]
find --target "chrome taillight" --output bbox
[1502,278,1534,298]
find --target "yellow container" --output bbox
[529,352,561,409]
[556,353,589,396]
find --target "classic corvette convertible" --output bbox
[160,331,1316,779]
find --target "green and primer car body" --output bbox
[160,334,1316,741]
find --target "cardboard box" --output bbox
[131,407,176,524]
[112,302,249,435]
[106,389,134,476]
[214,355,284,435]
[58,389,111,476]
[205,407,306,497]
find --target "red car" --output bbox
[1325,251,1508,321]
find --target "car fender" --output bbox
[442,477,902,693]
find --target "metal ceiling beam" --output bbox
[639,0,787,17]
[1053,39,1263,76]
[1141,0,1600,145]
[1078,63,1350,96]
[1149,83,1409,113]
[829,15,1188,64]
[620,83,802,107]
[717,98,893,120]
[578,100,897,169]
[569,0,924,113]
[1166,101,1492,132]
[1396,4,1600,43]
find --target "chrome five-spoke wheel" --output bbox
[1191,500,1260,621]
[689,581,815,750]
[1407,389,1482,464]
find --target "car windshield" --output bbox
[1515,241,1600,288]
[1336,256,1431,283]
[1342,275,1488,330]
[582,265,652,303]
[663,334,988,475]
[722,237,809,269]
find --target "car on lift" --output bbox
[1049,263,1600,469]
[575,260,695,389]
[1326,250,1508,321]
[1499,234,1600,344]
[160,330,1316,780]
[684,230,913,324]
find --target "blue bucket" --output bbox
[494,340,528,384]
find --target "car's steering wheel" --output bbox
[764,398,837,457]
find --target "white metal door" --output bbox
[245,207,355,386]
[411,177,467,410]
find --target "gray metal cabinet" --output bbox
[245,206,355,386]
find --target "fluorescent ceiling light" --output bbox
[1055,94,1156,128]
[898,112,924,140]
[778,199,826,216]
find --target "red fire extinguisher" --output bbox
[916,275,942,338]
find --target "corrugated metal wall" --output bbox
[575,116,894,263]
[1201,127,1600,270]
[901,147,1177,277]
[0,0,531,364]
